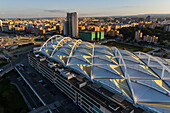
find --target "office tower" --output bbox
[0,20,2,31]
[63,21,68,36]
[64,12,78,37]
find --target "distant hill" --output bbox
[1,14,170,19]
[124,14,170,18]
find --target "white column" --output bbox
[147,56,150,66]
[161,66,165,79]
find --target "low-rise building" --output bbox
[135,30,143,41]
[143,35,158,43]
[164,24,170,32]
[79,31,104,41]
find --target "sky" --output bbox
[0,0,170,18]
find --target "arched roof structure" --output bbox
[39,35,170,113]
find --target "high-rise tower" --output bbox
[63,12,78,38]
[0,20,2,31]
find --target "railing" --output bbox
[136,52,170,79]
[0,63,13,77]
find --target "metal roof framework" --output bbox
[39,35,170,112]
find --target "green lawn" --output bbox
[34,38,47,42]
[20,39,32,42]
[0,78,29,113]
[102,41,153,52]
[0,50,3,54]
[0,58,9,67]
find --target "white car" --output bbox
[20,64,24,67]
[0,69,3,72]
[39,80,43,83]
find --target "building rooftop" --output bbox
[36,35,170,113]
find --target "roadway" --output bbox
[0,35,44,47]
[12,52,83,113]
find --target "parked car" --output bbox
[20,64,24,67]
[0,69,3,72]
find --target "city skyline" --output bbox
[1,0,170,18]
[0,0,170,112]
[0,7,170,113]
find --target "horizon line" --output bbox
[1,13,170,19]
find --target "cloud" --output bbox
[79,12,117,17]
[44,9,66,13]
[123,5,136,8]
[119,5,139,10]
